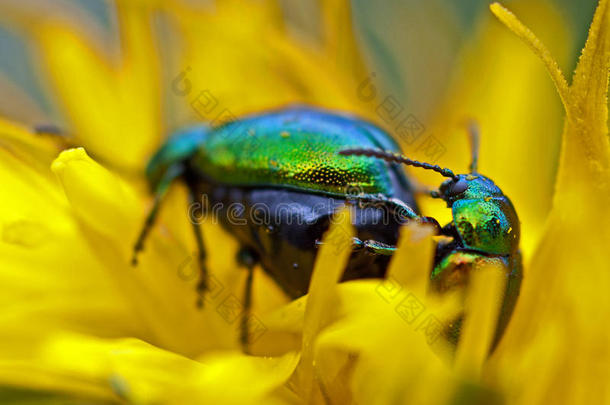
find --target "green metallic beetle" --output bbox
[133,106,522,349]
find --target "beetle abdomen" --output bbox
[198,184,403,298]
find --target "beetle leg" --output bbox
[241,266,255,353]
[188,189,210,309]
[385,200,439,229]
[386,197,419,220]
[132,164,184,266]
[316,237,396,256]
[360,238,396,256]
[348,194,419,222]
[236,247,259,353]
[191,221,208,308]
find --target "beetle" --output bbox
[132,106,521,349]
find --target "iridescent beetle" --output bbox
[132,107,521,349]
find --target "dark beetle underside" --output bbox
[188,173,419,299]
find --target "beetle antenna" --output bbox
[466,119,480,174]
[339,148,457,179]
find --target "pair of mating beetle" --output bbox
[132,106,522,349]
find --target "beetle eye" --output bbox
[448,178,468,195]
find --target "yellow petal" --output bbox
[453,263,506,379]
[38,333,201,403]
[315,279,457,405]
[0,119,145,398]
[491,0,610,190]
[175,350,299,405]
[165,0,374,126]
[0,121,138,334]
[387,223,436,297]
[296,206,354,401]
[51,148,140,240]
[33,4,161,169]
[489,2,570,110]
[115,2,163,163]
[319,0,367,82]
[559,0,610,190]
[2,330,297,405]
[488,2,610,403]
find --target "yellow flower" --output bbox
[0,0,608,404]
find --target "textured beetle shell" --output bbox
[189,107,410,197]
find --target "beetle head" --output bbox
[338,121,520,256]
[439,174,519,255]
